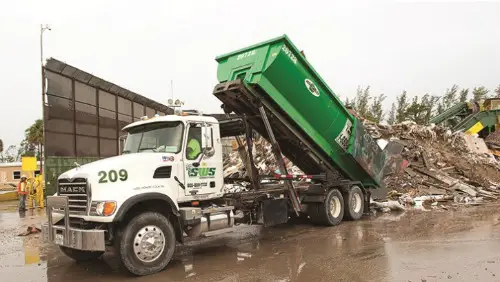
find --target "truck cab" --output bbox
[43,113,234,276]
[120,114,225,202]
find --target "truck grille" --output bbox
[57,178,89,215]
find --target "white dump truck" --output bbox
[42,35,389,276]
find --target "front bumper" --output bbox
[42,196,106,252]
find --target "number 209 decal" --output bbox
[98,169,128,183]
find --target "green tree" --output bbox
[355,85,371,118]
[443,85,459,109]
[472,86,489,101]
[0,145,18,163]
[420,94,440,124]
[344,97,355,108]
[395,90,410,123]
[367,93,386,123]
[459,88,469,103]
[436,85,459,114]
[23,119,43,160]
[436,103,444,116]
[387,103,396,125]
[406,96,428,124]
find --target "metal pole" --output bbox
[40,24,45,175]
[40,25,50,176]
[171,80,174,101]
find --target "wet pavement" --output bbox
[2,202,500,282]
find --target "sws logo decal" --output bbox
[187,167,216,178]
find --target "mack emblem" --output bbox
[59,186,86,194]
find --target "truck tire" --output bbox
[59,246,104,261]
[118,212,176,276]
[343,185,364,221]
[308,189,344,226]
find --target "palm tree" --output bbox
[24,119,43,159]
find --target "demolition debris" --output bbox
[223,120,500,212]
[367,120,500,212]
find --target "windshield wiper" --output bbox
[122,150,131,154]
[138,147,158,152]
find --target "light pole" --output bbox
[40,24,51,176]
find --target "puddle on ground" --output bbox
[1,205,500,281]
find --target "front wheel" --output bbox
[59,246,104,261]
[118,212,176,276]
[308,189,344,226]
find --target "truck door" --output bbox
[183,123,218,196]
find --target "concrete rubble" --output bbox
[222,121,500,213]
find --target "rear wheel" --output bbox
[308,189,344,226]
[59,246,104,261]
[118,212,176,276]
[343,185,364,221]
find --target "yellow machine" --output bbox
[431,98,500,158]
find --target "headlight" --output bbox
[90,201,117,216]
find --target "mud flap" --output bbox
[257,199,288,227]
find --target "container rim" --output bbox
[215,34,288,62]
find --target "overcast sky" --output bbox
[1,0,499,149]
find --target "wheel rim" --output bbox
[352,192,362,213]
[329,195,342,218]
[133,225,165,263]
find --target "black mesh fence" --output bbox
[43,58,172,195]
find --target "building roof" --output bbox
[0,161,41,168]
[44,58,174,114]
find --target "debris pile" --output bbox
[486,130,500,144]
[364,120,500,212]
[223,137,303,179]
[485,131,500,156]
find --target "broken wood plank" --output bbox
[478,189,497,197]
[422,181,453,192]
[413,167,458,186]
[422,151,435,169]
[409,162,425,169]
[405,167,417,177]
[482,186,500,195]
[464,180,483,187]
[450,182,478,197]
[477,193,498,200]
[440,166,456,172]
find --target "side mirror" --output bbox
[118,135,127,155]
[201,126,213,149]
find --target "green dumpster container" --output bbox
[215,35,386,188]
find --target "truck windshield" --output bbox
[122,122,184,154]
